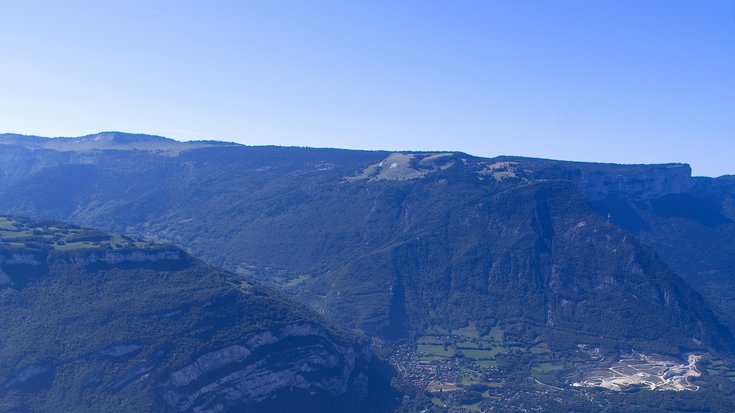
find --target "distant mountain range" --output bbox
[2,132,735,412]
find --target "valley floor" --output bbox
[385,324,735,412]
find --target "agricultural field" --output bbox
[415,324,562,374]
[392,329,735,413]
[390,323,570,412]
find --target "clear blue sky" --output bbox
[1,1,733,176]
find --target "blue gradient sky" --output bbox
[1,1,733,176]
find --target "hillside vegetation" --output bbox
[0,215,394,413]
[2,133,735,411]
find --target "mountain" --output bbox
[480,155,735,334]
[0,132,235,154]
[2,132,735,411]
[585,170,735,332]
[0,215,395,413]
[0,133,731,350]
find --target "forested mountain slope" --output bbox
[0,215,394,413]
[0,132,733,356]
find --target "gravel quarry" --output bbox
[572,353,702,392]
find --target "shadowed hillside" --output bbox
[0,215,396,413]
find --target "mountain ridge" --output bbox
[5,131,729,177]
[0,133,731,352]
[3,132,735,411]
[0,132,240,154]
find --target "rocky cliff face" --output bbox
[162,323,369,413]
[572,163,693,200]
[297,178,733,352]
[486,156,695,200]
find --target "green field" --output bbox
[417,324,537,371]
[456,341,481,349]
[475,360,498,368]
[532,362,564,374]
[530,343,551,354]
[461,402,482,412]
[452,322,481,339]
[418,344,455,358]
[461,347,507,360]
[418,335,445,345]
[431,398,445,408]
[488,327,504,342]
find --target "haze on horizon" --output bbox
[1,1,733,177]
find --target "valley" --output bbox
[2,133,735,412]
[3,0,732,409]
[386,323,729,412]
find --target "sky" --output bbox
[0,1,733,176]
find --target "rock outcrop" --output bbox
[162,323,368,413]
